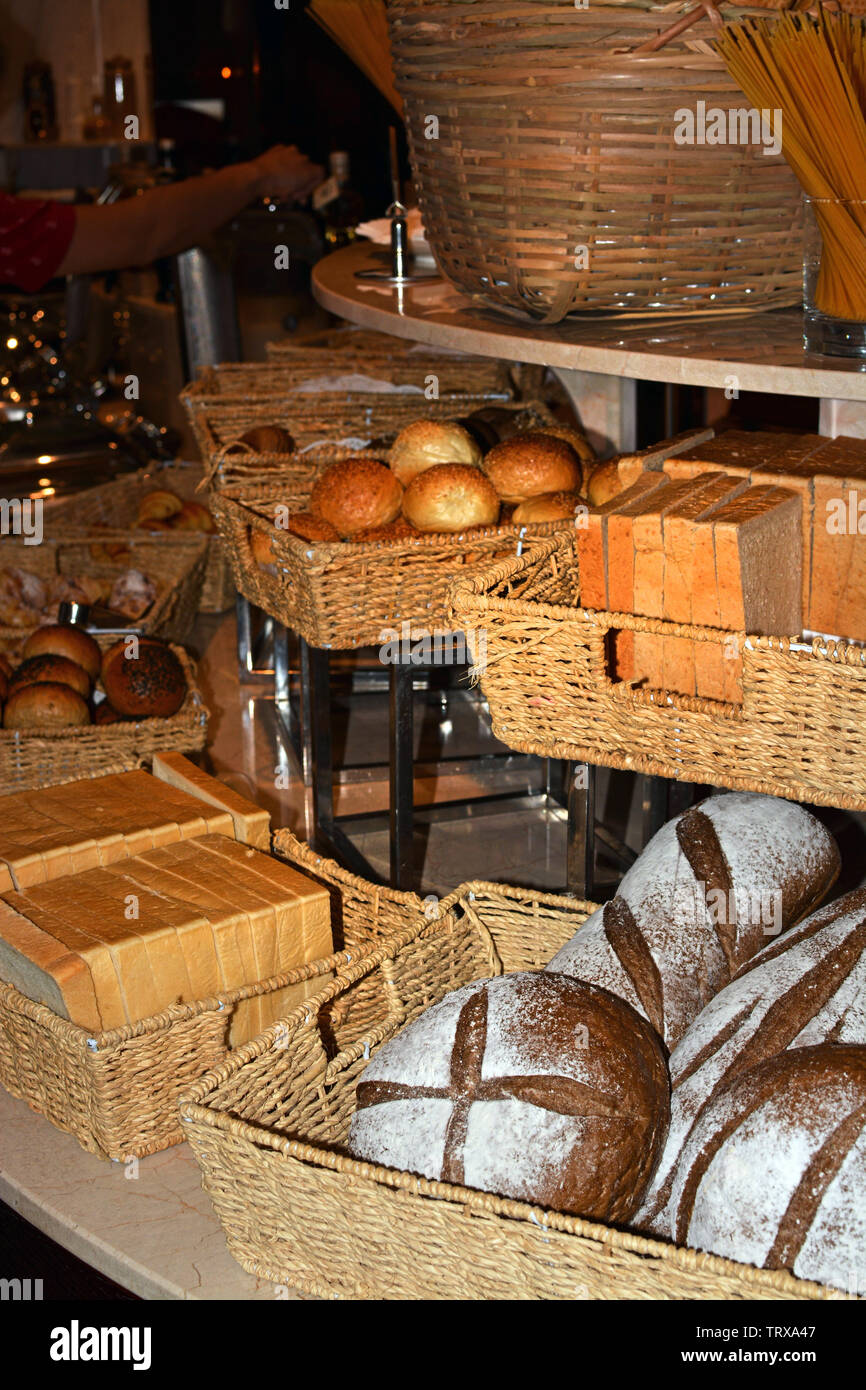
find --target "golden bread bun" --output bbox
[587,460,625,508]
[227,424,295,455]
[402,463,500,533]
[512,491,584,524]
[93,700,126,725]
[3,682,90,729]
[249,526,277,567]
[23,625,102,681]
[389,419,482,486]
[100,638,187,719]
[483,432,582,503]
[540,423,596,464]
[287,511,340,543]
[136,489,184,523]
[9,654,91,700]
[170,500,216,533]
[353,518,417,542]
[310,458,402,537]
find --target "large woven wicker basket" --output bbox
[0,832,437,1160]
[0,533,208,656]
[209,450,570,650]
[448,533,866,810]
[0,645,208,794]
[388,0,804,320]
[181,372,514,477]
[180,871,845,1300]
[48,463,235,613]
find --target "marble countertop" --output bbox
[0,1087,295,1301]
[313,244,866,401]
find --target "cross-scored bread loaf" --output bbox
[668,1044,866,1294]
[347,971,669,1222]
[635,887,866,1235]
[546,792,840,1051]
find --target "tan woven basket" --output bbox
[0,533,208,657]
[181,374,514,474]
[448,533,866,810]
[209,463,570,650]
[209,355,514,398]
[0,645,208,794]
[0,832,438,1160]
[388,0,804,320]
[48,463,235,613]
[180,873,847,1300]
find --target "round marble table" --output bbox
[313,243,866,454]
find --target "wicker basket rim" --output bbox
[177,887,851,1303]
[448,534,866,664]
[0,645,206,738]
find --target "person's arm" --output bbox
[56,145,323,276]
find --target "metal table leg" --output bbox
[641,773,669,847]
[390,661,415,890]
[566,763,596,899]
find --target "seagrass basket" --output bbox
[209,464,570,650]
[448,533,866,810]
[388,0,805,320]
[0,831,438,1160]
[214,354,515,398]
[180,877,845,1300]
[48,462,234,612]
[181,375,513,476]
[0,533,208,656]
[0,645,208,794]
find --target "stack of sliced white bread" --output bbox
[347,791,866,1295]
[0,755,332,1044]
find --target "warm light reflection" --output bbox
[221,66,232,78]
[36,454,53,464]
[30,487,55,498]
[37,477,51,487]
[6,337,17,349]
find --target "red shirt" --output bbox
[0,193,76,293]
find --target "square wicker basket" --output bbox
[48,462,235,612]
[0,533,209,656]
[448,533,866,812]
[0,645,208,794]
[179,868,842,1300]
[0,832,437,1160]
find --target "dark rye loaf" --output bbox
[546,792,840,1051]
[669,1045,866,1294]
[347,971,669,1223]
[635,887,866,1236]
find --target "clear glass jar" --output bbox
[803,195,866,360]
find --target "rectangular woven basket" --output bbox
[48,463,235,613]
[447,533,866,811]
[0,533,209,656]
[210,477,568,651]
[179,869,841,1300]
[181,377,514,477]
[0,832,436,1160]
[195,356,515,398]
[0,645,208,794]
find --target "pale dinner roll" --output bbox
[23,624,101,681]
[310,458,403,538]
[483,432,582,503]
[402,463,500,533]
[3,683,90,729]
[390,419,483,487]
[512,491,584,524]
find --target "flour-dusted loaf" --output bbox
[546,793,840,1051]
[635,887,866,1235]
[347,971,669,1221]
[669,1045,866,1294]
